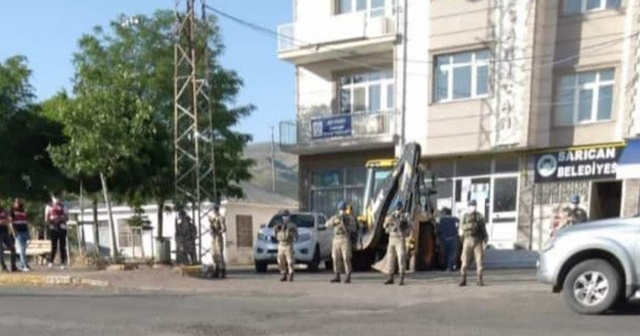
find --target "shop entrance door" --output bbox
[490,176,519,249]
[590,181,622,220]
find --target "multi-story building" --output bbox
[277,0,640,250]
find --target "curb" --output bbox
[175,265,205,278]
[0,274,109,288]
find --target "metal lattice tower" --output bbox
[174,0,217,263]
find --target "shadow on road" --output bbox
[610,300,640,316]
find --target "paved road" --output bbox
[0,270,638,336]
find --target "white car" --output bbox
[253,211,332,272]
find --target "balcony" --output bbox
[279,109,398,155]
[278,10,397,65]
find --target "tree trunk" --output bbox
[92,197,99,253]
[156,199,164,239]
[100,172,119,259]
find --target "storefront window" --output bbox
[310,168,366,216]
[494,157,519,173]
[456,158,491,176]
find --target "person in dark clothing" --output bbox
[0,202,18,272]
[438,207,459,272]
[46,195,69,269]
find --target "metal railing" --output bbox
[280,109,398,150]
[277,10,395,53]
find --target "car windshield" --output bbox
[267,214,314,229]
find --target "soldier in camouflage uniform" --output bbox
[459,200,488,287]
[327,201,357,284]
[383,200,411,286]
[175,210,198,265]
[208,204,227,278]
[275,209,298,282]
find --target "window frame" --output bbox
[563,0,621,15]
[433,49,490,104]
[338,70,394,114]
[336,0,390,16]
[554,69,615,126]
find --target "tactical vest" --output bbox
[276,223,295,244]
[11,207,28,232]
[49,203,65,220]
[462,212,483,239]
[333,215,348,237]
[210,216,224,235]
[386,212,408,238]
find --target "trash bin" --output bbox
[155,237,171,264]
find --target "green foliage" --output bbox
[0,56,70,200]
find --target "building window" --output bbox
[336,0,389,16]
[117,219,141,249]
[310,167,366,216]
[434,49,490,103]
[236,215,253,248]
[339,70,394,114]
[563,0,621,14]
[555,69,614,126]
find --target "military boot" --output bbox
[398,273,405,286]
[212,265,220,279]
[330,273,341,283]
[384,274,394,285]
[476,272,484,287]
[344,273,351,284]
[288,273,295,282]
[279,273,288,282]
[459,273,467,287]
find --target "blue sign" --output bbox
[310,115,352,139]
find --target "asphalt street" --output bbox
[0,270,638,336]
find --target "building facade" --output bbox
[278,0,640,250]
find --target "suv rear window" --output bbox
[267,214,315,229]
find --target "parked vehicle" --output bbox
[537,216,640,314]
[253,211,332,273]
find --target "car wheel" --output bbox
[562,259,621,315]
[254,261,268,273]
[307,246,320,272]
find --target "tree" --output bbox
[0,56,70,202]
[46,55,155,258]
[46,10,254,258]
[72,11,254,240]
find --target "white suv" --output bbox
[253,212,332,272]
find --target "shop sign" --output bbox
[534,145,622,183]
[311,115,352,139]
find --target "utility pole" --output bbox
[174,0,216,263]
[271,126,276,193]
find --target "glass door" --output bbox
[489,176,518,248]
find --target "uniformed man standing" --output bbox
[459,200,489,287]
[208,204,227,278]
[0,201,17,272]
[327,201,356,284]
[383,200,411,286]
[175,210,197,265]
[275,210,298,282]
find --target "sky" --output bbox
[0,0,294,143]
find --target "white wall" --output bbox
[223,203,284,265]
[71,202,289,265]
[396,0,430,154]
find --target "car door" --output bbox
[316,214,330,259]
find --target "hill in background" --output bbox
[244,142,298,201]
